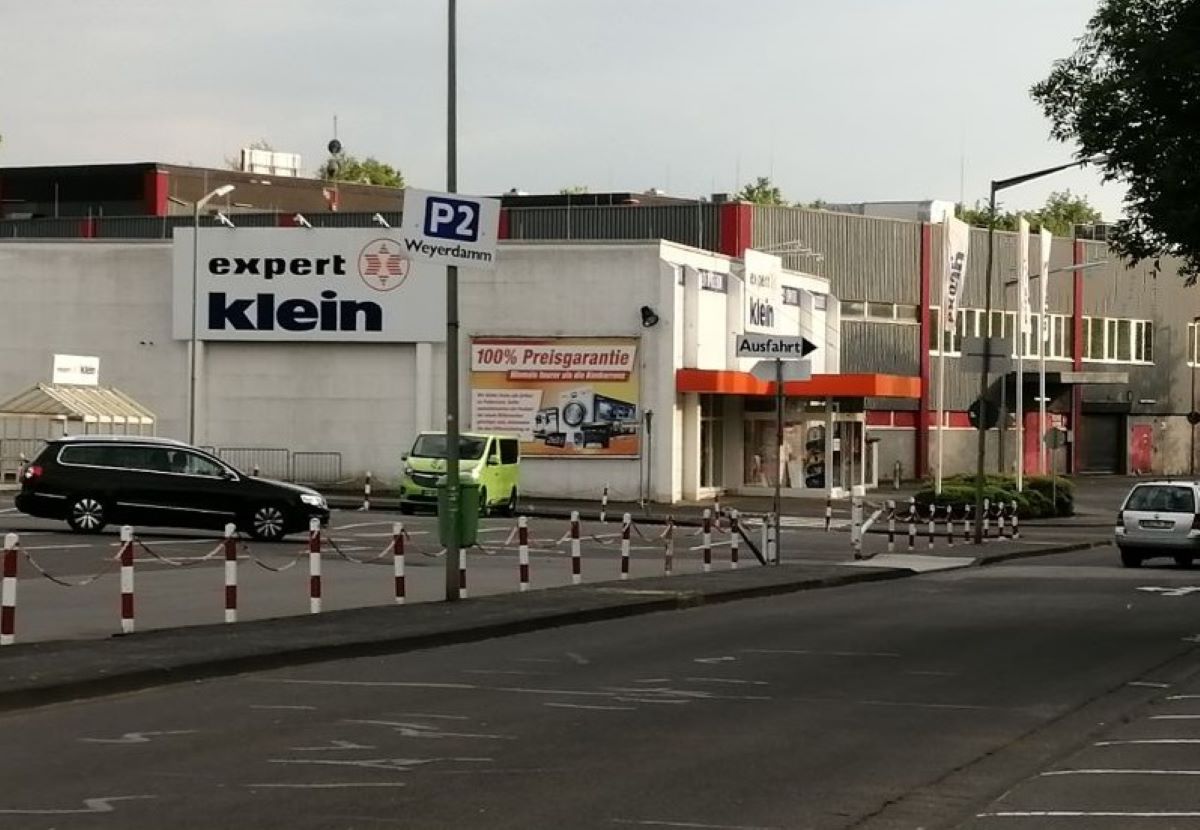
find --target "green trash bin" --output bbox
[437,479,480,547]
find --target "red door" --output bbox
[1130,424,1152,475]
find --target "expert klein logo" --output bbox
[357,238,411,292]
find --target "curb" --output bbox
[977,540,1112,566]
[0,566,910,714]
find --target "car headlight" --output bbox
[300,493,326,508]
[404,465,414,477]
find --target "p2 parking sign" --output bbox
[402,187,500,270]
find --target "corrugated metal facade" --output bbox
[751,207,923,305]
[505,204,720,251]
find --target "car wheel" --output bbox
[248,504,289,541]
[478,487,489,519]
[1175,554,1195,569]
[66,496,107,534]
[503,488,518,517]
[1120,549,1144,568]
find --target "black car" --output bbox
[15,436,329,540]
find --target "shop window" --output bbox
[867,302,893,320]
[842,300,866,318]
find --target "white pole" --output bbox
[1016,217,1029,492]
[936,346,946,494]
[1039,228,1052,475]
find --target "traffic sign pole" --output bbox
[444,0,460,602]
[774,357,783,563]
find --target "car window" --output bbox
[500,439,519,464]
[60,444,154,469]
[182,452,225,477]
[1126,485,1196,513]
[411,434,487,460]
[59,445,108,466]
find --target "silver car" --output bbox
[1115,481,1200,568]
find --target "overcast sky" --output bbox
[1,0,1123,218]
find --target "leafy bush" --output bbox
[912,474,1073,519]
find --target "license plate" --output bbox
[1140,520,1174,529]
[423,489,436,498]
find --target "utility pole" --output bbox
[444,0,461,601]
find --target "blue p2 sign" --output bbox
[423,196,479,243]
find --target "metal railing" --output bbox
[217,448,290,480]
[0,439,46,483]
[291,452,343,484]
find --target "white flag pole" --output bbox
[1039,228,1053,476]
[937,218,970,495]
[1016,217,1030,492]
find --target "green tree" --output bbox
[956,191,1101,236]
[737,176,785,205]
[322,154,404,188]
[1032,0,1200,281]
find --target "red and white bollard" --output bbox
[1,533,17,646]
[393,522,406,604]
[459,547,468,599]
[1011,500,1020,539]
[518,517,530,592]
[963,504,973,543]
[824,498,833,532]
[664,518,675,576]
[730,509,740,570]
[945,506,955,547]
[702,508,713,573]
[620,513,631,580]
[223,523,238,623]
[361,471,372,512]
[761,515,771,564]
[309,518,322,614]
[928,505,936,550]
[907,498,917,552]
[997,501,1007,538]
[886,500,896,553]
[120,526,135,634]
[600,483,610,524]
[982,498,991,540]
[570,510,582,585]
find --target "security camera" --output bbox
[294,213,313,228]
[372,213,391,228]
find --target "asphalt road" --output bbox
[3,546,1200,828]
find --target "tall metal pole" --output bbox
[774,358,783,564]
[973,185,997,544]
[188,202,200,445]
[1192,322,1197,477]
[444,0,461,601]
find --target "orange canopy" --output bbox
[675,369,921,399]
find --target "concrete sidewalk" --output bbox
[0,533,1108,713]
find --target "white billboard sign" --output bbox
[172,228,445,342]
[52,354,99,386]
[942,217,971,334]
[401,187,501,271]
[742,249,784,334]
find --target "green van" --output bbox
[399,432,521,516]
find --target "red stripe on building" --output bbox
[498,208,510,239]
[143,169,169,217]
[718,203,752,257]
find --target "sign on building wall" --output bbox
[469,337,641,458]
[742,249,784,334]
[172,229,445,342]
[51,354,99,386]
[400,188,501,271]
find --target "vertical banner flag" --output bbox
[942,217,971,335]
[1039,227,1053,343]
[1018,217,1032,337]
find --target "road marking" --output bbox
[1096,739,1200,746]
[545,702,636,712]
[605,686,771,702]
[1167,694,1200,700]
[634,678,671,684]
[694,656,736,665]
[345,720,514,740]
[462,669,550,677]
[250,705,316,711]
[19,543,93,551]
[1151,714,1200,719]
[1043,768,1200,776]
[392,713,469,721]
[1137,586,1200,597]
[332,521,398,531]
[744,648,901,659]
[246,782,407,789]
[906,670,956,677]
[1128,681,1171,688]
[611,819,781,829]
[978,811,1200,818]
[616,698,690,705]
[493,686,615,698]
[81,730,197,744]
[264,678,478,690]
[290,739,375,751]
[0,508,17,514]
[269,757,493,772]
[566,651,589,665]
[0,796,155,815]
[686,677,769,686]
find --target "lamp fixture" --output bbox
[640,306,660,328]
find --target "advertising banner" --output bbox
[1017,216,1032,335]
[469,337,640,457]
[172,228,445,342]
[942,217,971,334]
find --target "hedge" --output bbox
[912,474,1074,519]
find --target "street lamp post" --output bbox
[1192,316,1199,476]
[972,158,1100,544]
[444,0,461,601]
[172,184,235,445]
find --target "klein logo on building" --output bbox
[358,239,411,292]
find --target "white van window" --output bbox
[500,439,519,464]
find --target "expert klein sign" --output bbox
[172,228,445,342]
